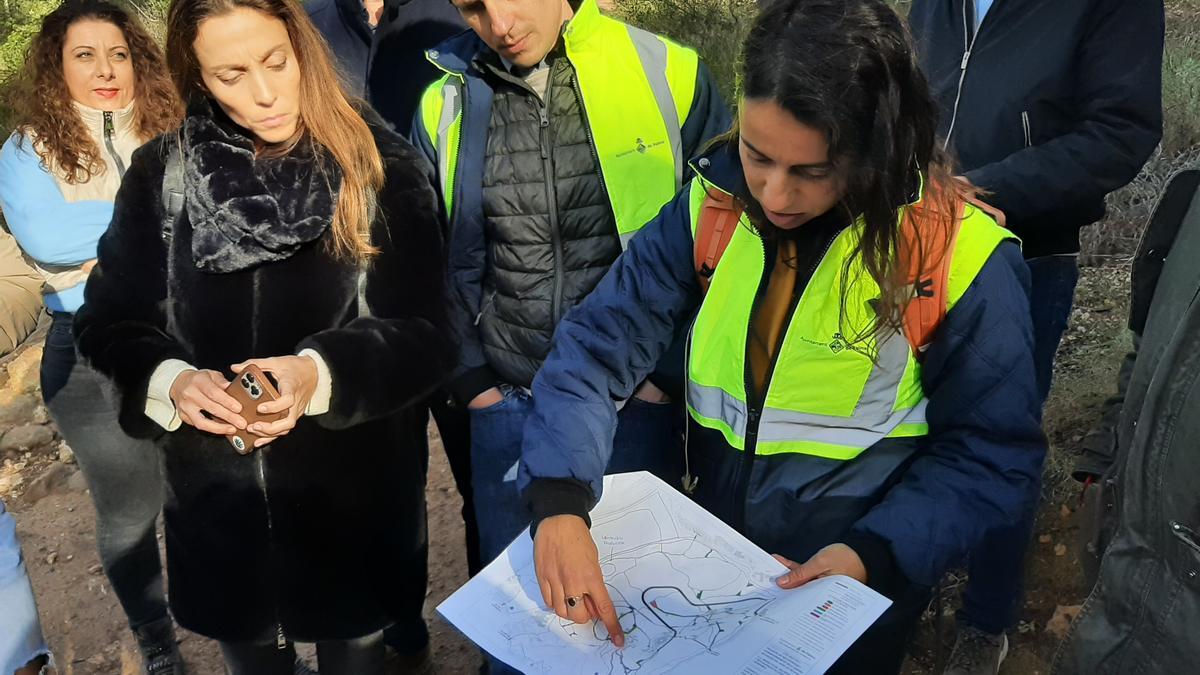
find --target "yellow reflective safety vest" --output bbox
[417,0,701,247]
[685,178,1016,461]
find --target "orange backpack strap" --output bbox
[898,187,970,358]
[899,188,1005,357]
[964,193,1007,229]
[694,191,742,292]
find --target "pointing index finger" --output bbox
[585,586,624,648]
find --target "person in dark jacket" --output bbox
[306,0,465,135]
[906,2,1164,671]
[306,1,474,668]
[520,2,1046,673]
[1051,171,1200,674]
[74,1,453,672]
[414,0,727,648]
[305,0,385,96]
[413,2,728,672]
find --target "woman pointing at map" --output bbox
[516,0,1046,672]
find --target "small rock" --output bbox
[58,442,75,464]
[65,554,74,562]
[88,563,103,575]
[45,551,58,565]
[0,424,55,454]
[1039,534,1053,544]
[0,345,43,399]
[1055,543,1068,557]
[85,653,106,668]
[0,394,39,427]
[1046,604,1083,639]
[1017,620,1038,635]
[23,462,74,503]
[32,405,50,425]
[1061,504,1072,518]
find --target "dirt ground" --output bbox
[5,434,482,675]
[2,265,1131,674]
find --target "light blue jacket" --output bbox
[0,133,117,312]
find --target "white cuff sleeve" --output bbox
[145,359,197,431]
[299,348,332,416]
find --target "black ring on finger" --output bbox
[566,595,581,608]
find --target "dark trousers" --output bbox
[959,255,1079,634]
[470,386,684,675]
[382,394,477,656]
[219,632,383,675]
[40,312,168,631]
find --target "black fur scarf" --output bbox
[183,99,340,273]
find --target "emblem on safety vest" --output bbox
[829,332,847,354]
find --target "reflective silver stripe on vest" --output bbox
[687,332,928,450]
[436,79,464,200]
[626,26,683,192]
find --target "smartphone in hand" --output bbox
[224,364,286,454]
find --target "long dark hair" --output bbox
[734,0,964,342]
[166,0,382,260]
[10,0,182,184]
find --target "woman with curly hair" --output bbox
[0,1,184,672]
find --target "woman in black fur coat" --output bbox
[73,0,454,672]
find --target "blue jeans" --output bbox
[469,386,684,674]
[959,255,1079,634]
[1,500,51,674]
[41,312,168,631]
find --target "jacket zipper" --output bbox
[1022,110,1032,147]
[102,111,127,178]
[1173,521,1200,556]
[475,290,498,326]
[942,0,995,150]
[539,65,566,326]
[255,451,286,649]
[733,233,837,530]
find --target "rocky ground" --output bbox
[2,265,1131,674]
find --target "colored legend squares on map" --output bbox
[810,600,834,619]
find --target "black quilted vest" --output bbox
[478,55,618,387]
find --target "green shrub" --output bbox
[0,0,167,130]
[612,1,912,103]
[613,0,757,104]
[1087,5,1200,263]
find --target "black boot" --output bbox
[134,617,186,675]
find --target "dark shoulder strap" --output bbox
[161,143,185,242]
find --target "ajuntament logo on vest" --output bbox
[829,332,847,354]
[616,136,665,158]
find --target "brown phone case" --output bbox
[224,364,286,454]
